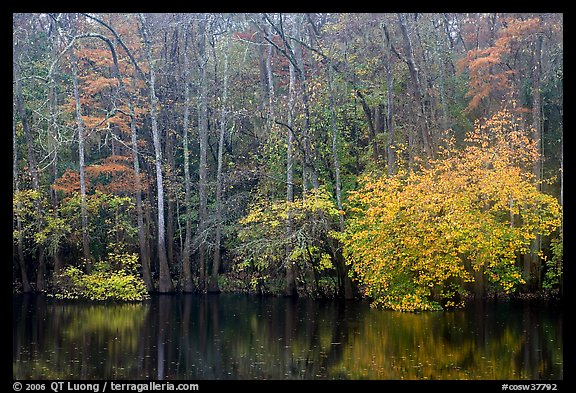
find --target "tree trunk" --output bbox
[428,16,450,135]
[15,43,47,290]
[256,30,268,115]
[13,105,32,293]
[397,13,433,160]
[140,13,174,293]
[181,24,194,293]
[294,18,318,190]
[386,59,396,175]
[165,130,175,267]
[327,66,354,300]
[266,23,276,127]
[525,30,544,292]
[209,31,231,294]
[129,79,154,292]
[285,30,297,298]
[197,14,209,292]
[381,23,397,176]
[48,22,64,276]
[71,49,92,273]
[356,89,379,162]
[80,12,154,291]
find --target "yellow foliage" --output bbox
[342,110,562,311]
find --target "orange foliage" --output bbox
[78,47,116,68]
[52,169,83,195]
[81,76,118,96]
[458,17,544,113]
[52,155,147,197]
[81,115,106,129]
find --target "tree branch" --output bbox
[80,13,148,81]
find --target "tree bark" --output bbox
[13,104,32,293]
[293,16,319,190]
[524,29,544,292]
[209,31,231,294]
[397,13,433,160]
[15,37,48,291]
[140,13,174,293]
[380,22,397,175]
[77,12,154,290]
[266,23,276,126]
[129,79,154,292]
[47,18,65,275]
[285,29,297,298]
[197,14,209,292]
[70,49,92,274]
[165,127,175,267]
[181,23,194,293]
[327,66,354,299]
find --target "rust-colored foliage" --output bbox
[52,169,82,195]
[52,154,147,197]
[458,17,544,113]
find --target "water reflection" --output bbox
[13,294,562,380]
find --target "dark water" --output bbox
[13,294,562,380]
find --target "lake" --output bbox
[12,293,562,380]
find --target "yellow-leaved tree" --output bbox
[341,110,562,311]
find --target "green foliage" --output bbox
[58,191,137,260]
[53,250,149,301]
[234,186,342,296]
[543,237,563,291]
[13,189,64,256]
[341,111,562,311]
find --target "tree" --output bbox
[342,110,561,311]
[13,105,32,293]
[209,24,232,294]
[181,20,195,293]
[12,12,562,303]
[13,19,48,291]
[139,13,174,293]
[196,13,209,292]
[70,44,92,273]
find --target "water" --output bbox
[13,294,562,380]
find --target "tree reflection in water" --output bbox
[13,294,562,380]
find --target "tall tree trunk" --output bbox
[197,14,209,292]
[48,19,64,275]
[15,40,48,290]
[80,12,153,291]
[140,13,174,293]
[13,104,32,293]
[209,32,231,294]
[293,16,318,190]
[285,33,297,298]
[181,24,194,293]
[379,22,398,175]
[525,30,544,292]
[256,30,268,115]
[129,79,154,292]
[397,13,433,160]
[327,66,354,300]
[70,49,92,274]
[165,128,175,267]
[266,23,276,127]
[386,57,396,176]
[432,16,450,133]
[356,89,379,162]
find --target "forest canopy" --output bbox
[13,13,563,310]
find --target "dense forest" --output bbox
[12,13,563,311]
